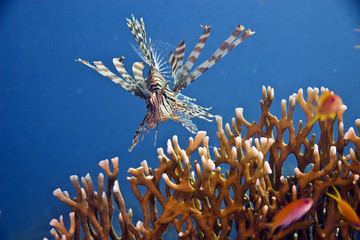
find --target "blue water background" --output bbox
[1,0,360,239]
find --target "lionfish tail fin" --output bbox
[173,25,255,92]
[129,112,152,152]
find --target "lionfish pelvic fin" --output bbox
[174,93,215,134]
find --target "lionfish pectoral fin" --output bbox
[176,113,198,134]
[76,58,147,99]
[129,112,152,152]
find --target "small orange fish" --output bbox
[266,198,313,235]
[307,91,342,126]
[326,186,360,229]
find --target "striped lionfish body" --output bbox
[77,15,254,151]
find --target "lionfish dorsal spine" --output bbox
[171,40,186,79]
[173,24,255,92]
[126,15,153,67]
[171,26,211,83]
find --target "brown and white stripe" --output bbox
[173,24,255,92]
[126,15,153,66]
[176,26,211,85]
[77,15,254,151]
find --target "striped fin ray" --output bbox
[169,51,178,78]
[129,111,152,152]
[126,15,153,67]
[75,58,147,99]
[113,58,150,96]
[113,57,136,84]
[170,40,186,79]
[76,58,147,99]
[132,62,146,84]
[174,93,215,133]
[176,25,211,84]
[174,111,198,134]
[173,25,255,92]
[151,40,172,75]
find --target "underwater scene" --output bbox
[1,0,360,239]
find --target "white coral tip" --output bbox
[263,205,268,213]
[53,188,62,197]
[264,161,272,174]
[113,180,120,193]
[356,119,360,126]
[294,167,301,176]
[206,159,215,171]
[344,127,355,140]
[167,139,174,154]
[330,146,336,157]
[157,147,164,156]
[235,136,242,148]
[353,174,359,184]
[268,138,275,146]
[250,146,258,156]
[98,159,108,169]
[235,108,244,119]
[313,144,319,155]
[289,95,295,106]
[195,131,207,140]
[260,137,267,146]
[162,173,170,182]
[141,160,149,175]
[339,122,344,132]
[136,221,143,229]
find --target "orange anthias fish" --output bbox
[307,91,343,126]
[266,198,313,235]
[326,186,360,229]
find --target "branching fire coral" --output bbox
[45,86,360,240]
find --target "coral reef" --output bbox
[45,86,360,240]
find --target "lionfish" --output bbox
[77,15,254,151]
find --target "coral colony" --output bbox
[45,86,360,239]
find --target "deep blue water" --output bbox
[0,0,359,239]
